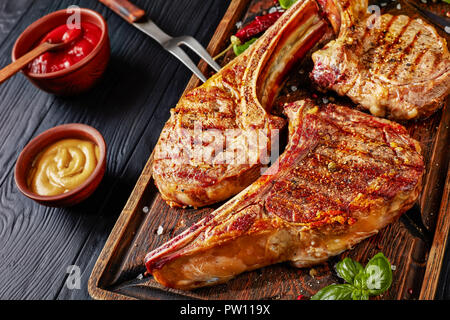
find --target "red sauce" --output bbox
[27,22,101,74]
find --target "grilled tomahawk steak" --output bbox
[145,99,424,290]
[311,8,450,120]
[151,0,334,208]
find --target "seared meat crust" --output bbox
[145,99,424,290]
[152,0,330,208]
[311,13,450,120]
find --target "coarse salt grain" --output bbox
[396,3,401,9]
[322,97,329,104]
[291,85,298,92]
[445,26,450,34]
[268,7,278,14]
[420,0,426,3]
[381,2,387,6]
[157,226,164,235]
[235,21,243,29]
[137,273,143,280]
[142,206,149,213]
[391,265,397,271]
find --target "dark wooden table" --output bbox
[0,0,449,300]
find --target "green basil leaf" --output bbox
[233,38,257,56]
[351,289,369,300]
[310,284,355,300]
[335,257,364,284]
[353,270,368,290]
[363,252,393,295]
[278,0,298,9]
[443,0,450,4]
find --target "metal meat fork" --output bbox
[99,0,221,82]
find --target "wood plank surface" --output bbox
[0,0,449,301]
[88,0,450,300]
[0,0,229,300]
[87,0,253,300]
[420,166,450,300]
[56,0,232,301]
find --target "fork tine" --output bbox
[166,46,207,82]
[179,36,221,72]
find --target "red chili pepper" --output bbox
[235,11,283,42]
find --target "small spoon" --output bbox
[0,27,82,84]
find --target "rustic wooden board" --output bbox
[88,0,450,300]
[0,0,230,300]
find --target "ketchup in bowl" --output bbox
[27,22,101,74]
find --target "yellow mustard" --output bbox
[27,139,100,196]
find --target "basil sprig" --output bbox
[311,252,393,300]
[278,0,298,9]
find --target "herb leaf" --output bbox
[310,252,393,300]
[278,0,298,9]
[443,0,450,4]
[335,257,364,284]
[351,288,369,300]
[310,284,355,300]
[353,270,368,290]
[364,252,392,295]
[233,38,257,56]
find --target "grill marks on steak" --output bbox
[153,51,278,207]
[311,12,450,120]
[362,15,447,85]
[152,0,330,208]
[266,104,423,225]
[145,100,424,290]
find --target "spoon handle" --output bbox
[0,41,55,84]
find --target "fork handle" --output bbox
[99,0,146,23]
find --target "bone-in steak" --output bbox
[311,11,450,120]
[145,99,425,290]
[151,0,331,208]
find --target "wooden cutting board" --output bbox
[88,0,450,300]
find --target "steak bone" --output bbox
[145,99,424,290]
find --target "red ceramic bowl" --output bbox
[12,8,110,95]
[14,124,107,207]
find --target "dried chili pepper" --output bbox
[235,11,283,42]
[213,8,285,60]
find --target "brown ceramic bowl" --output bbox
[12,8,110,95]
[14,124,107,207]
